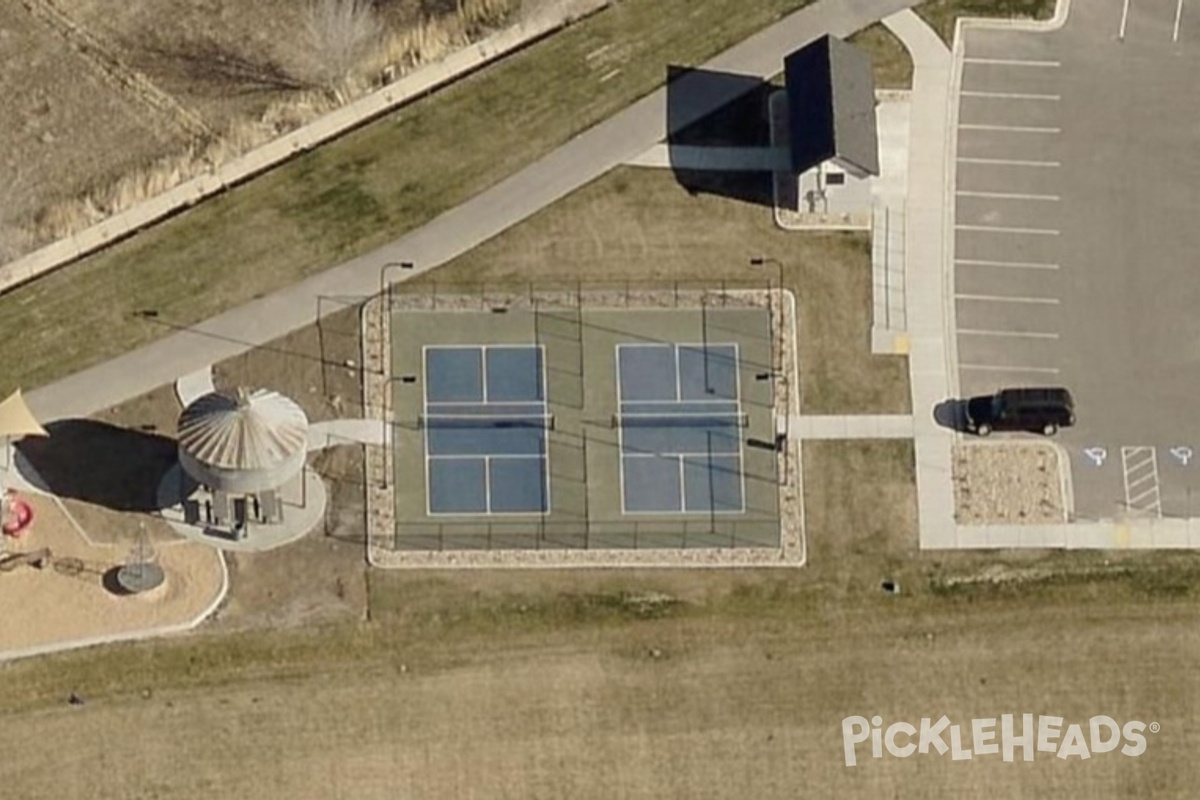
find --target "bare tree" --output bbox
[297,0,383,100]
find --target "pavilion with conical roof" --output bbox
[176,387,309,537]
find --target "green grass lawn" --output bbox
[917,0,1059,43]
[0,0,1064,399]
[410,166,912,414]
[848,23,913,90]
[0,0,819,397]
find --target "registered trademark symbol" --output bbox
[1149,722,1161,734]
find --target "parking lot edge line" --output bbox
[955,259,1059,270]
[958,124,1061,134]
[955,293,1060,305]
[962,57,1061,67]
[959,364,1061,374]
[956,190,1060,202]
[958,329,1060,339]
[955,224,1059,236]
[960,90,1061,101]
[956,157,1060,167]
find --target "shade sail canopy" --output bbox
[0,390,48,439]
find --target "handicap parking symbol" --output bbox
[1170,446,1193,466]
[1083,447,1107,467]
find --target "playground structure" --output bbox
[115,523,166,594]
[1,491,33,537]
[0,389,47,540]
[0,548,52,572]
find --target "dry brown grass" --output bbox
[11,0,523,256]
[420,167,911,414]
[848,22,914,90]
[1,368,1198,796]
[0,577,1194,797]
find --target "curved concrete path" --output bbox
[24,0,921,426]
[307,418,391,451]
[174,366,215,408]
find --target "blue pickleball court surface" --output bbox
[423,345,550,514]
[616,343,746,514]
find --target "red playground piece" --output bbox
[2,497,33,537]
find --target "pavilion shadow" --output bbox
[665,65,778,209]
[15,418,180,512]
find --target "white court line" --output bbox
[963,57,1061,67]
[957,157,1061,167]
[957,190,1060,201]
[956,293,1060,305]
[956,258,1059,270]
[956,224,1060,235]
[961,90,1061,101]
[958,124,1061,134]
[960,364,1061,374]
[959,329,1060,339]
[1175,0,1184,41]
[1120,0,1131,40]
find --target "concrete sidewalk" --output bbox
[882,9,958,548]
[24,0,920,426]
[625,144,790,170]
[790,415,914,440]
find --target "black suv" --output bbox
[964,387,1075,437]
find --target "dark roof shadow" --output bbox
[665,65,778,209]
[14,419,179,512]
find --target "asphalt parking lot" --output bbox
[952,0,1200,521]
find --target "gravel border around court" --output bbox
[953,441,1068,525]
[362,287,805,569]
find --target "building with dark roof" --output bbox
[784,35,880,178]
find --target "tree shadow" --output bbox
[665,65,780,209]
[137,37,313,97]
[15,419,180,512]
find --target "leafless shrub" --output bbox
[369,0,517,78]
[291,0,384,101]
[14,0,525,253]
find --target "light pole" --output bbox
[378,261,414,490]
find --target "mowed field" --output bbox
[416,167,910,415]
[6,162,1196,797]
[0,438,1197,798]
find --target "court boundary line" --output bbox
[615,340,748,516]
[422,343,552,517]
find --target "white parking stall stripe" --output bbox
[956,224,1060,235]
[1119,0,1131,40]
[956,258,1059,270]
[958,124,1061,134]
[1175,0,1184,41]
[957,157,1061,167]
[956,293,1060,305]
[956,190,1060,201]
[960,364,1061,374]
[963,57,1061,67]
[959,329,1060,339]
[960,90,1061,101]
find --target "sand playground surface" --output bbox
[0,492,225,660]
